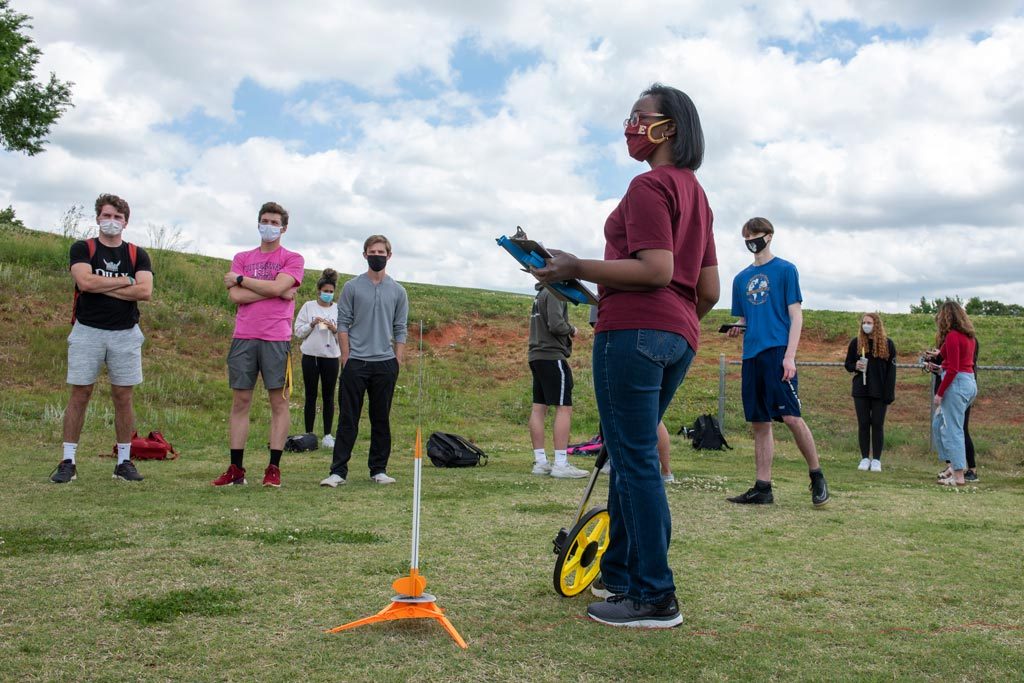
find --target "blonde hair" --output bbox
[856,312,890,360]
[935,301,976,346]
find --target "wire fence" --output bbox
[713,356,1024,452]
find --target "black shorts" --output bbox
[529,359,573,406]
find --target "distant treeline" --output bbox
[911,296,1023,317]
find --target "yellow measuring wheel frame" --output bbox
[553,505,610,596]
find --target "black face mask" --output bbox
[745,236,769,254]
[367,254,387,272]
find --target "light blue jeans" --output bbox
[932,372,977,471]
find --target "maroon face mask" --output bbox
[624,118,671,161]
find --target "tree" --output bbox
[0,0,73,155]
[0,203,25,228]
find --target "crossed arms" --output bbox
[70,263,153,302]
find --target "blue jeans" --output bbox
[932,372,977,470]
[593,329,695,604]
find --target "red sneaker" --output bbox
[212,464,247,486]
[262,464,281,488]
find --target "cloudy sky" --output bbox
[3,0,1023,311]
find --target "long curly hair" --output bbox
[856,312,890,360]
[935,300,976,346]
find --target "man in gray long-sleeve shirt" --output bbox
[528,284,587,479]
[320,235,409,487]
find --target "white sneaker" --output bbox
[857,457,870,471]
[550,463,589,479]
[869,459,882,473]
[322,434,335,449]
[600,463,611,475]
[662,472,675,484]
[371,473,396,484]
[320,474,345,487]
[532,460,552,475]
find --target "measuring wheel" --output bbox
[552,505,610,597]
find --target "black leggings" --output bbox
[301,354,340,435]
[964,405,975,469]
[853,396,888,460]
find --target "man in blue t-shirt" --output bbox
[725,217,829,507]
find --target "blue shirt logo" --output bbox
[746,274,770,305]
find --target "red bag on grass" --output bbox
[106,431,180,460]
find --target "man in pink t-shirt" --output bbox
[212,201,305,488]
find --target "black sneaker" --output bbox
[964,470,979,482]
[113,460,144,482]
[727,487,774,505]
[810,475,829,507]
[50,459,77,484]
[587,593,683,628]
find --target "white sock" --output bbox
[554,449,568,467]
[533,448,548,464]
[117,443,131,464]
[63,442,78,464]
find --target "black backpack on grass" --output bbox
[284,433,318,452]
[426,432,488,468]
[689,414,731,451]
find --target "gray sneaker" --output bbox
[586,594,683,628]
[590,575,616,599]
[113,460,144,482]
[550,463,588,479]
[532,460,552,475]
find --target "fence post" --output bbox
[718,353,726,431]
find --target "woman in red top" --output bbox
[535,84,719,628]
[930,301,978,486]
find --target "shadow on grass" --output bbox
[114,587,243,624]
[0,527,131,557]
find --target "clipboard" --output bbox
[496,226,598,306]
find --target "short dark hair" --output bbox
[641,83,704,170]
[742,217,775,237]
[95,193,130,221]
[258,201,289,226]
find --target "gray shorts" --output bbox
[67,322,145,386]
[228,338,291,390]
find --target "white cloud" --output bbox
[3,1,1023,314]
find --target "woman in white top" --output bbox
[294,268,342,447]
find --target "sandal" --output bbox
[937,476,965,487]
[936,467,953,480]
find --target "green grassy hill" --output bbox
[1,223,1022,681]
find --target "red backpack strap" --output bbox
[127,242,137,270]
[71,239,99,325]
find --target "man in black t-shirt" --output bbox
[50,194,154,484]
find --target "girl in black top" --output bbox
[844,312,897,471]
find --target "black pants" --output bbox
[964,405,975,469]
[331,358,400,478]
[853,396,888,459]
[301,354,340,435]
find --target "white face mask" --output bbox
[862,323,874,335]
[98,219,124,236]
[258,223,281,242]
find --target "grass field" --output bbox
[1,225,1022,682]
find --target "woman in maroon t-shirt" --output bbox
[535,84,719,628]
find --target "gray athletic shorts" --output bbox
[227,338,291,390]
[66,322,145,386]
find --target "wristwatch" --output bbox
[236,275,244,286]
